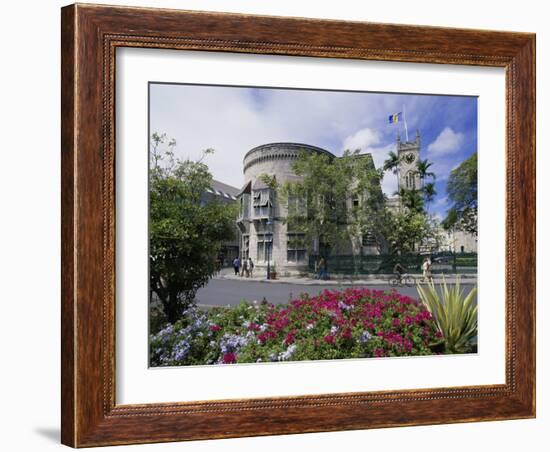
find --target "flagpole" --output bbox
[403,104,409,142]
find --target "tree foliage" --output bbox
[384,210,432,254]
[385,154,438,253]
[149,133,238,324]
[442,152,477,235]
[273,149,387,255]
[271,147,442,256]
[415,158,436,181]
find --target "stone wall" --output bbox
[241,143,335,275]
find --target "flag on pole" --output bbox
[388,112,402,124]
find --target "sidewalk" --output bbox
[216,270,477,286]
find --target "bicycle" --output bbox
[388,273,416,287]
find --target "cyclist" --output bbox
[393,262,406,284]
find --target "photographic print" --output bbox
[148,83,478,367]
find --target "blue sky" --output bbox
[150,83,477,220]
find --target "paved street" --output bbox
[195,277,477,307]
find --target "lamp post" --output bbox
[266,220,273,280]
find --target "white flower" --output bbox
[278,344,297,361]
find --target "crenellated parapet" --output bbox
[243,142,334,174]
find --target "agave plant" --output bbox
[416,277,477,354]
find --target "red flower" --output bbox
[284,331,296,345]
[324,334,335,344]
[210,324,221,332]
[341,328,353,340]
[248,322,261,331]
[374,348,386,358]
[222,353,236,364]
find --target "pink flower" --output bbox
[392,318,401,328]
[374,348,385,358]
[222,353,236,364]
[258,330,276,344]
[210,324,221,332]
[248,322,261,331]
[341,328,353,340]
[284,331,296,345]
[324,334,335,344]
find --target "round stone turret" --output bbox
[243,142,334,182]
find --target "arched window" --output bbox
[405,171,416,190]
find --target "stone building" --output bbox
[386,131,422,213]
[397,131,422,190]
[439,229,478,253]
[234,136,477,276]
[236,143,381,276]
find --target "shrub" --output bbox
[150,287,444,366]
[416,277,477,353]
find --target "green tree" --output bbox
[384,210,431,253]
[382,154,438,254]
[422,181,437,209]
[415,158,436,181]
[149,134,238,324]
[442,152,477,235]
[274,149,386,256]
[383,150,401,188]
[395,187,425,214]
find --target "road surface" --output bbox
[195,278,476,307]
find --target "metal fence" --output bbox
[308,252,477,276]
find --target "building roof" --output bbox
[206,179,241,200]
[236,180,252,197]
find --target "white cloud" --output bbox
[381,172,398,197]
[150,84,460,196]
[341,128,399,196]
[427,127,464,156]
[341,128,381,151]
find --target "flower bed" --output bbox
[149,287,443,366]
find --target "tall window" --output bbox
[253,189,272,218]
[239,193,250,219]
[241,234,249,259]
[405,171,416,190]
[257,233,270,262]
[288,194,306,216]
[287,233,307,263]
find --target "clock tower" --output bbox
[397,130,421,191]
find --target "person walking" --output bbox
[247,257,254,278]
[232,257,241,276]
[422,257,434,282]
[241,257,248,277]
[425,257,433,282]
[316,257,327,280]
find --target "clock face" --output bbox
[404,153,416,164]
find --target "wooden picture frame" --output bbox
[61,3,535,447]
